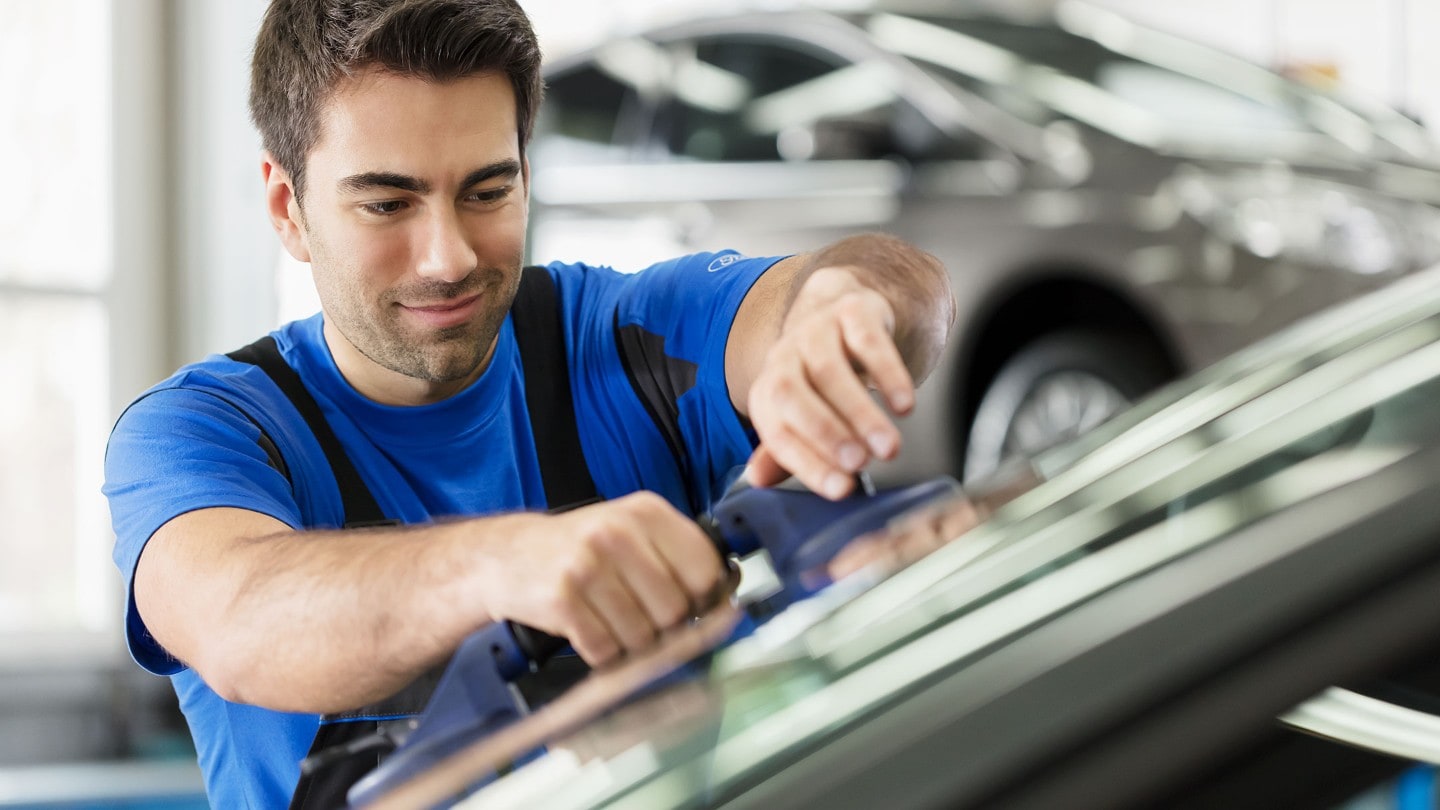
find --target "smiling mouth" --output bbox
[399,294,483,329]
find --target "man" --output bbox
[103,0,955,805]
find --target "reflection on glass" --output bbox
[464,292,1440,809]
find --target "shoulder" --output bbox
[537,252,785,316]
[112,318,323,451]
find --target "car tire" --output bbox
[963,330,1173,481]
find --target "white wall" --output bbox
[1087,0,1434,126]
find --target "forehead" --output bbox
[307,68,519,184]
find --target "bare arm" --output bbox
[726,233,956,498]
[136,493,725,714]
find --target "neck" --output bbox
[321,318,495,407]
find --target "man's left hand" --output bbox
[745,266,915,500]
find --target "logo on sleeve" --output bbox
[707,252,745,273]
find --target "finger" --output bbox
[838,300,915,415]
[894,508,952,560]
[615,529,713,630]
[744,445,791,488]
[622,496,725,608]
[581,569,658,656]
[826,536,901,581]
[756,351,869,473]
[759,423,855,500]
[937,497,985,542]
[802,335,901,463]
[554,589,622,666]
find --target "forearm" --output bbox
[138,508,503,713]
[137,493,727,714]
[790,233,955,383]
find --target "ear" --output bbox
[261,151,312,263]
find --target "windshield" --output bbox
[439,271,1440,809]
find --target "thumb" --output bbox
[744,445,792,488]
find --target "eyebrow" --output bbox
[336,160,522,196]
[460,160,522,190]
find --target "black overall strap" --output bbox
[513,265,601,507]
[225,338,391,528]
[225,266,599,809]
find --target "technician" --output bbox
[103,0,956,805]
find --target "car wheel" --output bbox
[963,331,1172,481]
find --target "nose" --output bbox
[414,209,477,283]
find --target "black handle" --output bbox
[507,621,569,665]
[504,516,734,669]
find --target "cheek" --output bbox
[321,227,410,285]
[471,209,529,259]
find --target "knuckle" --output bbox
[581,637,619,666]
[767,374,796,400]
[540,584,575,623]
[810,351,848,379]
[620,622,656,652]
[812,420,849,450]
[626,490,668,513]
[589,520,636,556]
[844,296,893,332]
[850,326,888,354]
[690,566,722,599]
[659,595,689,628]
[839,292,877,319]
[562,550,601,589]
[538,591,563,619]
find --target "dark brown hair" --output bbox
[250,0,543,203]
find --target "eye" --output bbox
[467,186,512,204]
[360,200,407,216]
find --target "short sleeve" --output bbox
[104,383,303,674]
[612,250,786,509]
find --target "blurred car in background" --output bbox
[529,0,1440,483]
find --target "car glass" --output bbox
[686,319,1440,806]
[813,313,1440,670]
[459,306,1440,810]
[1034,263,1440,482]
[899,14,1317,141]
[533,64,642,163]
[658,37,839,161]
[654,36,967,163]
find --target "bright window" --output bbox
[0,0,117,647]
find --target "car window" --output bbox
[657,37,836,161]
[892,14,1316,139]
[653,36,959,163]
[533,64,641,163]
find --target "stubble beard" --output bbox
[320,259,523,386]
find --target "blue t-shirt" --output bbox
[103,253,778,808]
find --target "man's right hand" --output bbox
[475,492,729,666]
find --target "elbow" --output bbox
[190,644,260,706]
